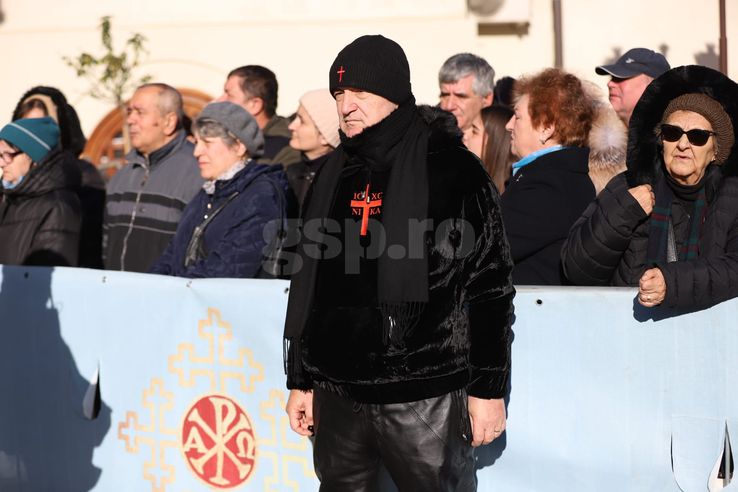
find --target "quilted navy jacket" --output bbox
[150,161,288,278]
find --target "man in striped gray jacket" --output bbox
[103,83,203,272]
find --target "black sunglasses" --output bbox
[660,123,716,146]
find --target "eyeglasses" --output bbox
[0,150,22,163]
[660,124,716,146]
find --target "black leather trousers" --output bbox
[312,387,476,492]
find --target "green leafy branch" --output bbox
[64,16,151,106]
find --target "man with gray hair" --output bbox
[438,52,495,157]
[104,83,203,272]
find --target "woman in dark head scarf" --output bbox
[13,87,88,156]
[563,65,738,311]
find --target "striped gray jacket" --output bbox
[103,130,203,272]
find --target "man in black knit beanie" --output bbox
[283,34,515,491]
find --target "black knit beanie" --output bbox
[329,35,412,104]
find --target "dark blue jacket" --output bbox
[150,161,288,278]
[501,146,595,285]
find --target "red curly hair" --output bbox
[513,68,595,147]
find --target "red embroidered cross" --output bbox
[350,183,382,236]
[337,66,346,82]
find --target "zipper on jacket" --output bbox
[119,160,150,270]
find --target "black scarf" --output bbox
[646,165,716,264]
[283,97,430,376]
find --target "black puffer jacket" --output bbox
[0,149,82,266]
[12,86,105,268]
[562,66,738,310]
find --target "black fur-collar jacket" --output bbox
[287,107,515,403]
[562,66,738,310]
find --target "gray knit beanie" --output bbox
[662,93,734,164]
[196,102,265,158]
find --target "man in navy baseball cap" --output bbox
[596,48,670,126]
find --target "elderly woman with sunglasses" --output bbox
[562,65,738,311]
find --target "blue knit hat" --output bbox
[0,117,60,163]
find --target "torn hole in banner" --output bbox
[671,415,724,492]
[719,420,738,490]
[82,364,101,420]
[707,422,735,491]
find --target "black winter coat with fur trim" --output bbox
[562,65,738,311]
[286,107,515,403]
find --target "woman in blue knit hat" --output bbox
[13,86,106,268]
[0,116,82,266]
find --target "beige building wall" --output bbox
[0,0,735,137]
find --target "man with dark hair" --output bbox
[493,75,516,110]
[284,35,514,490]
[596,47,670,126]
[438,52,495,157]
[104,83,203,272]
[217,65,300,166]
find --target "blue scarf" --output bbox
[2,176,23,189]
[512,145,565,175]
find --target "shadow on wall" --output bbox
[603,43,720,71]
[0,266,111,491]
[695,43,720,70]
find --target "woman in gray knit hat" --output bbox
[563,65,738,311]
[150,101,291,278]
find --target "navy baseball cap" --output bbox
[595,48,670,79]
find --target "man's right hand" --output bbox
[628,184,655,215]
[286,389,314,436]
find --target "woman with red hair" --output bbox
[501,68,597,285]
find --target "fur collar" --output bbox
[417,105,464,153]
[626,65,738,186]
